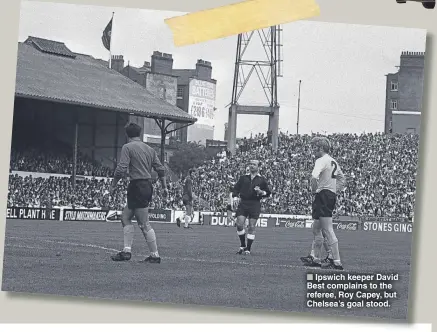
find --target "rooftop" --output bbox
[15,37,197,124]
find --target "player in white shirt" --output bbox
[226,183,236,226]
[300,137,346,270]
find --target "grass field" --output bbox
[1,219,413,320]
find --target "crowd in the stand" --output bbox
[193,132,418,220]
[10,144,113,177]
[7,132,419,219]
[7,174,179,211]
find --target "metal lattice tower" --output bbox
[227,25,283,154]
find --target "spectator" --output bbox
[7,132,419,219]
[10,143,113,177]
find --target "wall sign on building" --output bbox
[187,78,216,144]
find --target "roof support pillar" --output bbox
[113,112,119,170]
[72,109,79,191]
[155,118,195,164]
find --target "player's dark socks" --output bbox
[237,229,246,248]
[238,234,246,246]
[143,255,161,264]
[321,261,343,270]
[176,218,181,227]
[111,251,132,261]
[246,239,254,251]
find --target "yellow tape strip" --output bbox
[165,0,320,47]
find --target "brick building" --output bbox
[173,60,217,145]
[112,53,217,146]
[384,51,425,134]
[111,52,178,147]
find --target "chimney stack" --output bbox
[196,59,212,80]
[111,55,124,72]
[400,50,425,68]
[139,61,151,73]
[151,51,173,75]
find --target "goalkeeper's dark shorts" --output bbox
[236,200,261,220]
[226,204,233,212]
[127,179,153,210]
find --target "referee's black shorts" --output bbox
[127,179,153,210]
[236,200,261,220]
[312,189,336,220]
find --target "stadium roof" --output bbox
[14,37,197,124]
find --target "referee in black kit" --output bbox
[232,160,271,255]
[110,123,168,264]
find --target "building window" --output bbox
[390,99,398,110]
[390,81,398,91]
[177,87,183,99]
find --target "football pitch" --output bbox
[1,219,413,320]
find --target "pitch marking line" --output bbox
[5,243,107,253]
[6,236,380,273]
[6,236,320,270]
[6,238,314,270]
[7,236,118,253]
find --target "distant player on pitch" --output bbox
[110,123,168,264]
[301,137,346,270]
[177,169,195,229]
[232,160,271,255]
[226,183,236,226]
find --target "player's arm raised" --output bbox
[310,158,324,194]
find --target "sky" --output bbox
[17,1,427,140]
